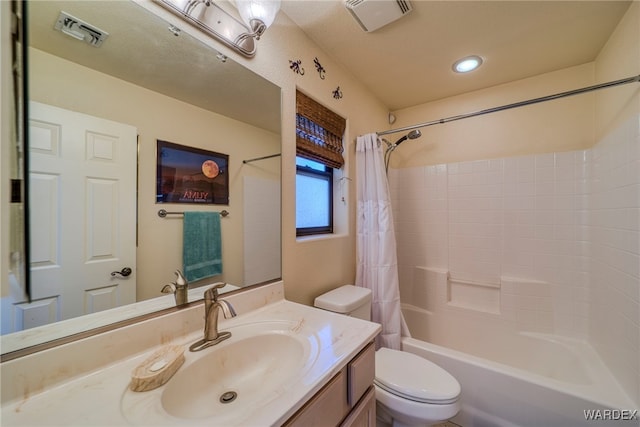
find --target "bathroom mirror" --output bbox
[2,0,281,354]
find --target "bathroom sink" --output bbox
[121,320,320,425]
[162,332,306,419]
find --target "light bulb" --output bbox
[236,0,281,30]
[453,55,483,73]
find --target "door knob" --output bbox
[111,267,132,277]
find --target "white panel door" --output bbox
[27,101,137,326]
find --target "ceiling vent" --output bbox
[344,0,413,32]
[54,11,109,47]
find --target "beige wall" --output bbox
[233,8,391,305]
[1,0,391,309]
[388,63,597,168]
[594,0,640,138]
[29,48,280,301]
[135,1,391,305]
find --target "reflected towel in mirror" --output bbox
[183,212,223,282]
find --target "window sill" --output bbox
[296,232,347,243]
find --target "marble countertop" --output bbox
[1,284,240,355]
[1,288,380,426]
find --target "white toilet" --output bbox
[314,285,461,427]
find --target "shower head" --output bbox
[394,129,422,147]
[384,129,422,173]
[408,129,422,139]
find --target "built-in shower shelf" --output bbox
[446,276,501,314]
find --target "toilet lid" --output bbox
[375,348,460,404]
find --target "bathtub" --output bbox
[401,304,637,427]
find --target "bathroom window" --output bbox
[295,90,345,236]
[296,157,333,235]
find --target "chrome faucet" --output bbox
[189,282,237,352]
[161,270,189,306]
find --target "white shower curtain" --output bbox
[355,133,408,350]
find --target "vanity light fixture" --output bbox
[155,0,281,58]
[452,55,483,73]
[235,0,281,40]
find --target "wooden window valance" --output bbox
[296,91,346,169]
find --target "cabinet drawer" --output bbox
[348,342,375,406]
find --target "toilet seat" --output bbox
[375,348,460,405]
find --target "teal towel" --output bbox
[183,211,222,282]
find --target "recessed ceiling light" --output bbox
[452,55,483,73]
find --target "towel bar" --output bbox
[158,209,229,218]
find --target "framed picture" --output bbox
[156,140,229,204]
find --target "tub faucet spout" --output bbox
[190,282,236,352]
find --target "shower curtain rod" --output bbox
[376,74,640,136]
[242,153,281,164]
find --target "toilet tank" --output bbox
[313,285,372,321]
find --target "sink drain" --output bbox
[219,391,237,404]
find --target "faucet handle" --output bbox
[204,282,227,302]
[174,270,188,287]
[161,283,176,294]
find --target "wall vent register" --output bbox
[54,11,109,47]
[344,0,413,32]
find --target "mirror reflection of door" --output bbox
[15,101,137,332]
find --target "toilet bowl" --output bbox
[314,285,461,427]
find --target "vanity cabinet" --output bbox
[284,342,375,427]
[341,387,376,427]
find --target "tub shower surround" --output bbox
[388,115,639,408]
[390,150,595,337]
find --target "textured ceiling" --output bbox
[28,0,281,133]
[29,1,632,119]
[281,0,632,110]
